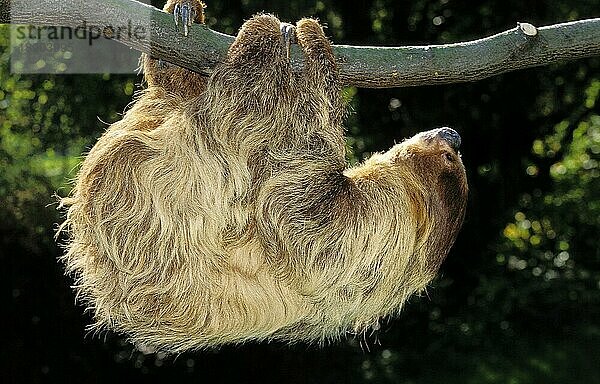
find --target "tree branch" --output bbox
[2,0,600,88]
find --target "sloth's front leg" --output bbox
[142,0,208,98]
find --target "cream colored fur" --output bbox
[59,5,468,353]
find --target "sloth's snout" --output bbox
[417,127,462,153]
[436,127,461,152]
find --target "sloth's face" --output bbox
[395,127,468,212]
[385,127,468,270]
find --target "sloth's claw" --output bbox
[280,23,297,58]
[173,0,199,36]
[280,23,297,45]
[173,3,180,26]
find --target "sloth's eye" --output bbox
[443,152,455,163]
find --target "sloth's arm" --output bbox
[142,0,208,98]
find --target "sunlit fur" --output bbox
[59,6,467,353]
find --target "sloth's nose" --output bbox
[436,127,461,152]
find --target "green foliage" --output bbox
[497,81,600,316]
[361,327,600,384]
[0,25,136,254]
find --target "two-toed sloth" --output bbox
[60,0,468,352]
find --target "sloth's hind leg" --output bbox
[205,14,297,148]
[295,18,343,127]
[219,14,293,95]
[292,18,346,164]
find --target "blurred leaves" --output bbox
[495,88,600,316]
[0,25,136,255]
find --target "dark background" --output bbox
[2,0,600,383]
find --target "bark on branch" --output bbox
[2,0,600,88]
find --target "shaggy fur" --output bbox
[59,0,468,352]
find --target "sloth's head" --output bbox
[376,127,468,280]
[398,126,468,209]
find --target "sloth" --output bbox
[59,0,468,352]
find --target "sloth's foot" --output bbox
[156,0,206,67]
[166,0,206,36]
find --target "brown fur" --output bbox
[59,0,468,352]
